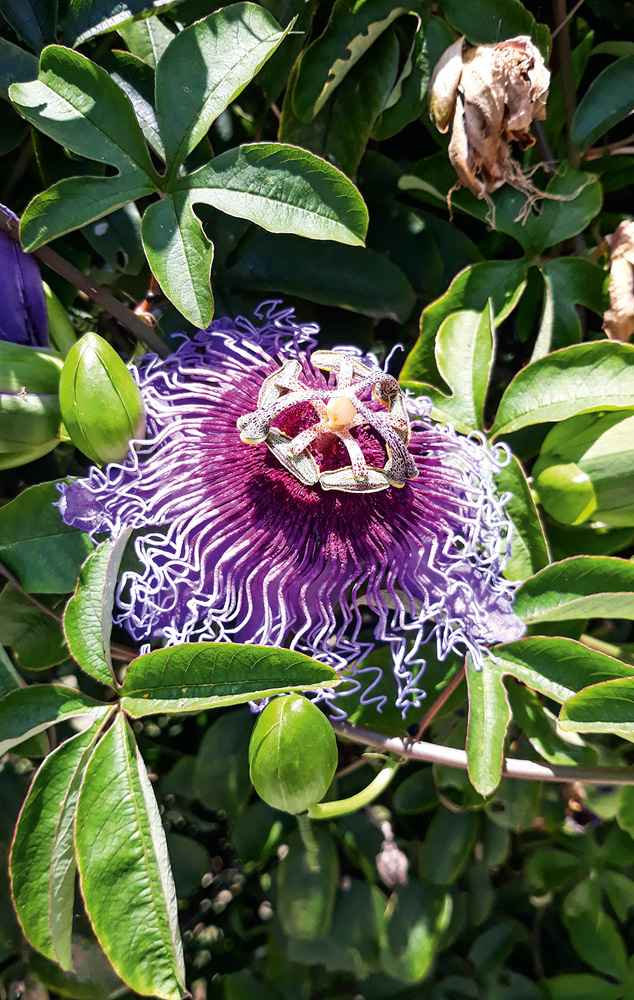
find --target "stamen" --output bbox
[237,352,419,493]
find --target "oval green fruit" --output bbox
[248,694,337,814]
[59,333,145,465]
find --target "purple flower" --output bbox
[57,303,525,714]
[0,204,49,347]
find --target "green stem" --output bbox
[306,755,401,820]
[296,813,321,872]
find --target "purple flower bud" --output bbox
[0,205,49,348]
[56,302,525,716]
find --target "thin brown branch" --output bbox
[551,0,586,40]
[415,664,466,740]
[332,720,634,786]
[0,211,170,358]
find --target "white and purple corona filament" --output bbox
[57,302,525,715]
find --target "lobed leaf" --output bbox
[64,530,132,689]
[10,46,156,179]
[141,193,214,327]
[119,642,341,717]
[514,557,634,625]
[180,143,368,246]
[0,684,109,755]
[75,713,186,999]
[156,3,291,181]
[20,175,155,253]
[497,455,550,582]
[10,721,109,969]
[491,342,634,438]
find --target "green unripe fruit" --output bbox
[533,411,634,527]
[277,826,339,940]
[248,694,337,814]
[59,333,146,465]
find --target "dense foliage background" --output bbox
[3,0,634,998]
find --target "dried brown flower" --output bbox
[430,35,550,200]
[604,220,634,343]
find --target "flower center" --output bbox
[237,351,419,493]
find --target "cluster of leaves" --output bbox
[3,0,634,999]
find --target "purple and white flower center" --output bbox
[237,350,419,493]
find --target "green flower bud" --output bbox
[248,694,337,814]
[59,333,146,466]
[0,341,64,469]
[533,411,634,527]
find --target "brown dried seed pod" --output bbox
[604,220,634,343]
[429,35,550,200]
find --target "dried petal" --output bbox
[430,35,550,199]
[604,220,634,343]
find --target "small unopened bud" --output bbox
[429,35,550,199]
[533,411,634,527]
[59,333,146,466]
[376,838,409,889]
[603,221,634,343]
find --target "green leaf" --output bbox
[563,879,628,979]
[439,0,550,54]
[64,530,132,689]
[466,657,511,796]
[573,55,634,149]
[0,37,38,98]
[414,304,494,432]
[75,713,186,999]
[508,684,599,767]
[102,49,165,160]
[20,171,156,253]
[65,0,186,47]
[0,586,68,671]
[491,342,634,439]
[560,678,634,734]
[119,642,341,716]
[157,3,290,181]
[399,260,526,392]
[10,46,156,180]
[541,974,623,1000]
[118,13,177,69]
[372,14,454,141]
[491,636,634,705]
[535,258,606,360]
[514,557,634,626]
[497,455,550,582]
[10,721,108,969]
[399,164,600,259]
[81,201,145,276]
[141,193,214,327]
[194,709,253,819]
[180,142,368,246]
[419,806,480,883]
[226,229,414,322]
[380,880,452,983]
[0,684,109,755]
[0,644,22,698]
[0,0,57,52]
[277,825,338,940]
[0,481,93,593]
[292,0,409,122]
[280,29,400,178]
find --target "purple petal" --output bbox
[0,204,49,347]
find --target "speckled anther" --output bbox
[236,350,419,493]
